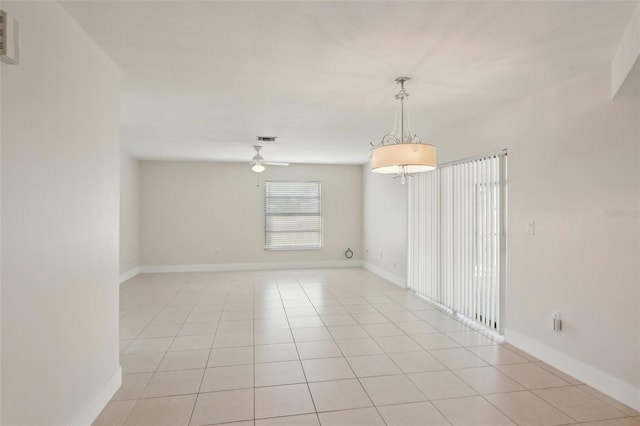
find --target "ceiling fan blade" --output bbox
[263,162,289,166]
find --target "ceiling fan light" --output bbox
[252,163,265,173]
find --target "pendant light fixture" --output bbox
[369,77,436,183]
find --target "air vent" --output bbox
[256,136,277,143]
[0,9,18,65]
[0,11,6,56]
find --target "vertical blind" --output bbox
[264,181,322,250]
[407,152,507,333]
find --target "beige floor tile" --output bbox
[360,374,426,405]
[209,346,254,367]
[395,321,439,335]
[430,348,489,369]
[446,331,496,347]
[346,304,379,314]
[289,316,325,328]
[190,304,224,313]
[255,360,306,387]
[142,369,204,397]
[485,390,574,426]
[139,324,182,338]
[178,322,218,336]
[503,344,540,362]
[534,387,627,422]
[255,383,315,419]
[124,337,174,354]
[412,333,461,350]
[255,318,290,331]
[497,363,571,389]
[347,354,402,377]
[335,337,383,356]
[316,305,349,316]
[200,364,254,392]
[170,335,214,352]
[318,407,385,426]
[352,312,390,324]
[93,400,137,426]
[328,325,370,339]
[321,315,358,326]
[409,370,477,400]
[536,362,583,385]
[308,379,373,412]
[413,310,451,321]
[158,350,209,371]
[377,401,450,426]
[255,329,294,345]
[388,351,447,373]
[383,311,421,322]
[187,311,223,323]
[120,339,133,354]
[112,373,153,400]
[577,385,640,416]
[428,319,470,333]
[217,319,254,334]
[580,419,640,426]
[292,327,333,342]
[362,323,405,337]
[120,326,145,340]
[374,335,423,353]
[433,396,514,425]
[302,357,355,382]
[120,352,165,374]
[453,366,525,394]
[124,394,196,426]
[285,307,318,317]
[296,340,342,359]
[468,345,529,365]
[255,413,320,426]
[255,343,299,363]
[212,332,254,348]
[190,389,254,425]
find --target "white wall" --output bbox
[362,167,408,287]
[434,65,640,407]
[0,2,121,424]
[139,161,362,269]
[120,152,140,278]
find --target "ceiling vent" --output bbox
[256,136,277,143]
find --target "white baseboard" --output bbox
[139,259,362,274]
[362,261,406,288]
[72,366,122,426]
[119,267,139,284]
[505,328,640,411]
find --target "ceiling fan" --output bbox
[250,145,289,173]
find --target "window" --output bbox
[264,181,322,250]
[407,151,507,334]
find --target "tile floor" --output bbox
[95,268,639,426]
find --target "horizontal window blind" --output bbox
[264,181,322,250]
[408,152,507,334]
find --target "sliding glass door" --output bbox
[407,151,507,334]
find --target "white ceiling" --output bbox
[61,1,636,165]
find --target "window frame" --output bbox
[263,180,323,251]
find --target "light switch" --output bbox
[526,221,535,235]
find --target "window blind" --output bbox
[264,181,322,250]
[408,152,507,333]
